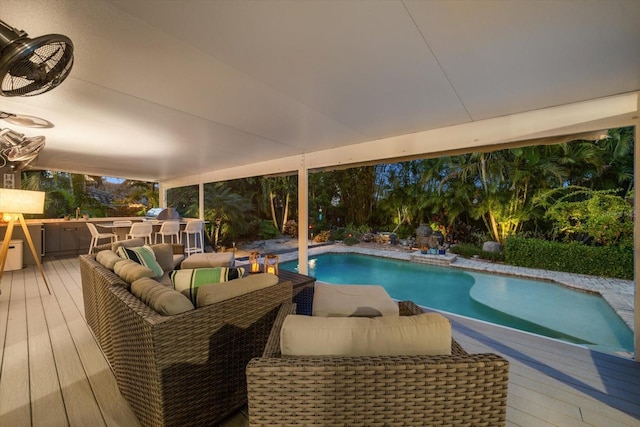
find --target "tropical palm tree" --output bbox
[332,166,377,226]
[260,175,297,234]
[203,182,255,246]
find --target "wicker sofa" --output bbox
[79,252,293,427]
[246,301,510,426]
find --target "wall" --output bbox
[0,166,20,190]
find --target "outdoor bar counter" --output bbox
[0,217,200,264]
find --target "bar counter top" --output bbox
[4,217,201,226]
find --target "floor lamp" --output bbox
[0,188,50,294]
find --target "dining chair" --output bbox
[155,221,181,244]
[182,220,204,255]
[126,222,153,245]
[87,222,116,254]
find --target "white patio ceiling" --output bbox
[0,0,639,186]
[2,0,640,361]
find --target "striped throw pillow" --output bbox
[170,267,245,304]
[116,245,164,278]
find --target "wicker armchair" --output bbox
[80,254,293,427]
[246,301,510,426]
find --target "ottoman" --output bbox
[181,252,235,269]
[312,282,399,317]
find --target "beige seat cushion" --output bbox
[196,273,279,307]
[281,312,452,356]
[131,277,194,315]
[312,282,399,317]
[181,252,235,269]
[172,254,185,270]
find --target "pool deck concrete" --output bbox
[237,239,635,334]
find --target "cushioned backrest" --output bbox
[131,277,194,315]
[113,259,156,283]
[170,267,246,303]
[148,243,175,272]
[196,273,279,307]
[96,250,122,270]
[280,312,452,356]
[312,282,399,317]
[112,238,145,252]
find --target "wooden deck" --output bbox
[1,256,638,426]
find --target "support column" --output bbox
[298,155,309,275]
[635,122,639,362]
[199,181,206,249]
[199,181,205,220]
[158,183,166,207]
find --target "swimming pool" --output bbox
[281,253,633,355]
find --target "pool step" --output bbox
[409,251,457,266]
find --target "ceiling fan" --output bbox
[0,19,74,97]
[0,128,45,170]
[0,110,54,128]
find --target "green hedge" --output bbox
[449,243,504,262]
[504,237,633,280]
[343,236,360,246]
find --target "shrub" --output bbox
[346,223,370,235]
[283,220,298,236]
[329,228,347,241]
[393,223,414,239]
[449,243,504,262]
[313,230,331,243]
[329,227,361,241]
[258,220,279,239]
[343,236,360,246]
[449,243,481,258]
[504,237,633,280]
[480,250,505,262]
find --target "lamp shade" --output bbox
[0,188,45,213]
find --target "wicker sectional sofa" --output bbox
[79,251,292,427]
[246,301,510,426]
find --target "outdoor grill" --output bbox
[145,207,180,220]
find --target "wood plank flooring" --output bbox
[1,256,638,426]
[0,256,139,427]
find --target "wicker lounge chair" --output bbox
[246,301,510,426]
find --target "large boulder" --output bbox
[482,241,502,253]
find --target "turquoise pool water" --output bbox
[281,253,633,355]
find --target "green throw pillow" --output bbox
[170,267,245,303]
[117,245,164,278]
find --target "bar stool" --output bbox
[87,222,116,254]
[126,222,153,245]
[112,220,132,241]
[182,220,204,255]
[155,221,181,244]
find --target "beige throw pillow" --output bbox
[196,273,279,307]
[149,243,175,273]
[280,312,452,356]
[113,259,156,283]
[96,250,122,270]
[131,277,194,315]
